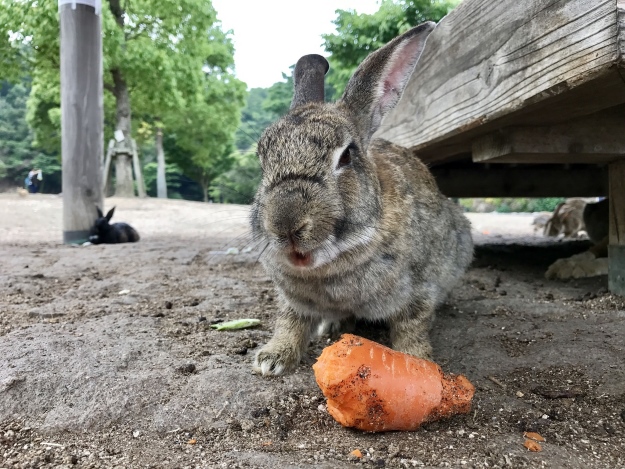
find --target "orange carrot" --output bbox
[312,334,475,432]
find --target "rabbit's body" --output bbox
[89,207,140,244]
[543,198,587,239]
[252,22,473,375]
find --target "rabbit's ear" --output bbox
[291,54,329,109]
[341,22,435,141]
[106,206,115,221]
[96,207,104,218]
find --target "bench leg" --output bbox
[609,161,625,295]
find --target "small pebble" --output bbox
[176,363,197,375]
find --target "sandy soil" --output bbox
[0,193,623,468]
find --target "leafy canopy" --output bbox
[322,0,460,94]
[0,0,246,196]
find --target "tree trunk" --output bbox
[111,68,135,197]
[155,124,167,198]
[131,138,147,197]
[109,0,136,198]
[202,180,209,203]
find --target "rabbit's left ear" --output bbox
[291,54,329,109]
[106,207,115,221]
[96,207,104,218]
[341,22,435,141]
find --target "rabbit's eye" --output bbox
[337,144,354,169]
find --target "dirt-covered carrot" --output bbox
[312,334,475,432]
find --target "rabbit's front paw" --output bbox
[253,341,302,376]
[394,341,433,361]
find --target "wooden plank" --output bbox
[609,161,625,244]
[379,0,622,156]
[472,106,625,164]
[609,246,625,295]
[416,71,625,165]
[609,160,625,295]
[619,1,625,63]
[431,165,608,198]
[60,4,103,244]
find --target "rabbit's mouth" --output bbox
[288,249,313,267]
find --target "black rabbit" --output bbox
[89,207,140,244]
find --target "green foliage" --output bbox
[460,198,566,213]
[0,80,61,192]
[526,198,566,212]
[0,0,247,199]
[140,160,203,201]
[210,148,262,204]
[235,88,274,151]
[164,69,247,200]
[323,0,459,94]
[263,73,294,118]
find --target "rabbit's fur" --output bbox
[89,207,140,244]
[251,22,473,376]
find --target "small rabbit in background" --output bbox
[543,198,587,239]
[89,207,140,244]
[545,199,609,279]
[251,22,473,376]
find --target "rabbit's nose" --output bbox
[286,221,310,246]
[290,221,309,239]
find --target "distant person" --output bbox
[27,168,42,193]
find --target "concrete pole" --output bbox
[59,0,104,244]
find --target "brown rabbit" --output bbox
[543,198,587,239]
[251,22,473,376]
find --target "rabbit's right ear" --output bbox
[340,22,435,143]
[106,207,115,221]
[96,207,104,218]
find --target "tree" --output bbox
[210,147,262,204]
[0,80,61,192]
[0,0,242,198]
[323,0,460,94]
[164,69,246,202]
[235,88,275,151]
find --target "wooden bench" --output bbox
[379,0,625,294]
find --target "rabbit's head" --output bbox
[252,22,435,274]
[95,206,115,230]
[89,207,115,243]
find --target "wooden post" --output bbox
[59,0,103,244]
[131,139,146,198]
[102,138,114,194]
[155,125,167,198]
[609,161,625,296]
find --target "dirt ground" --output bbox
[1,193,623,469]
